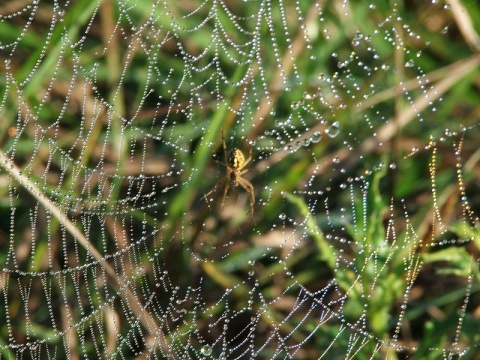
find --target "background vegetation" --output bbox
[1,0,480,358]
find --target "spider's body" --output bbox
[204,132,255,216]
[228,149,245,187]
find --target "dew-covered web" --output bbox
[1,0,480,358]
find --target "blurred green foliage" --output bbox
[1,1,480,358]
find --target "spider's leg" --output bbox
[203,180,223,204]
[238,178,255,216]
[214,159,227,167]
[238,168,250,176]
[203,179,224,204]
[241,140,253,168]
[218,181,230,216]
[222,130,228,164]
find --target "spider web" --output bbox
[1,0,480,358]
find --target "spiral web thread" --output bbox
[0,0,479,358]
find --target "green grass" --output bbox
[1,1,480,358]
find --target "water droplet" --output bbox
[291,101,301,110]
[326,121,340,138]
[311,131,322,143]
[200,345,212,356]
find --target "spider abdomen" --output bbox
[228,148,245,170]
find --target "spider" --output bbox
[204,131,255,216]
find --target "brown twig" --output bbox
[447,0,480,51]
